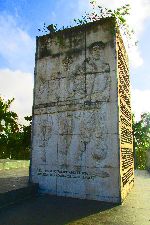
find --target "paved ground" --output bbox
[0,168,29,193]
[0,159,29,170]
[0,170,150,225]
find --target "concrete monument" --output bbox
[30,18,134,203]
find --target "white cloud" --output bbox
[93,0,150,36]
[131,88,150,121]
[128,45,143,68]
[126,0,150,36]
[0,69,33,124]
[0,12,35,73]
[0,2,149,123]
[78,0,150,68]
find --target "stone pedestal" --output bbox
[30,18,134,203]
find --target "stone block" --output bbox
[31,18,134,203]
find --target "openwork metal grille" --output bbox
[117,34,134,189]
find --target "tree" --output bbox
[0,97,19,159]
[133,113,150,169]
[0,97,31,159]
[18,116,32,159]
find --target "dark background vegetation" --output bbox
[0,97,31,160]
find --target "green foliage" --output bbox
[133,113,150,170]
[72,2,134,45]
[38,2,136,49]
[0,97,31,160]
[73,2,130,26]
[39,2,130,33]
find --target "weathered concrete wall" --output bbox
[116,33,134,201]
[31,19,134,203]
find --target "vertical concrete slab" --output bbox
[116,32,134,202]
[31,18,134,203]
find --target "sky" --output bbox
[0,0,150,123]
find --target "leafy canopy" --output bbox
[133,113,150,169]
[0,97,31,160]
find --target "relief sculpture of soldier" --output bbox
[86,41,110,74]
[86,41,111,101]
[62,55,85,100]
[60,41,110,101]
[74,41,110,74]
[37,115,53,162]
[72,41,111,101]
[58,112,74,167]
[75,110,108,167]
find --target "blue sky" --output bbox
[0,0,150,122]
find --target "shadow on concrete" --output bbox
[0,194,118,225]
[0,170,150,225]
[0,176,38,209]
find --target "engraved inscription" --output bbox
[117,35,134,188]
[37,168,109,179]
[37,168,96,180]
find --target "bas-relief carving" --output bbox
[56,108,108,167]
[91,137,107,162]
[79,110,108,141]
[59,70,110,103]
[70,41,111,101]
[57,112,74,166]
[69,74,85,99]
[56,41,110,102]
[36,79,60,104]
[86,73,110,101]
[35,79,49,104]
[58,135,72,161]
[58,112,74,135]
[56,106,107,136]
[35,43,110,164]
[74,58,110,76]
[59,75,85,101]
[74,41,110,75]
[54,74,109,102]
[36,115,53,162]
[36,41,110,104]
[83,136,108,169]
[33,28,121,202]
[86,42,110,74]
[37,56,62,82]
[73,137,108,168]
